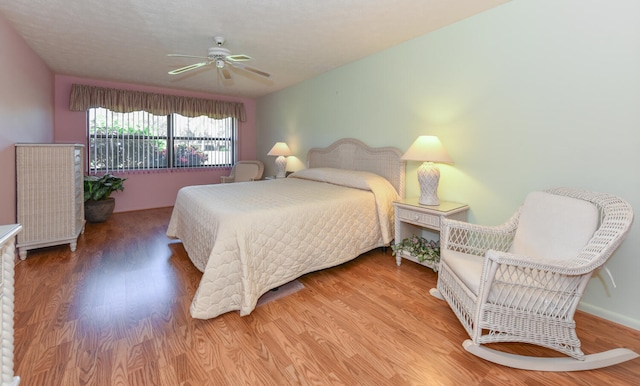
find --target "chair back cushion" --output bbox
[509,191,599,260]
[234,163,260,182]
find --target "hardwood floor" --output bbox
[13,207,640,385]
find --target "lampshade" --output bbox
[267,142,292,157]
[402,136,453,206]
[401,136,452,163]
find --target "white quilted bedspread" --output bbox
[166,168,399,319]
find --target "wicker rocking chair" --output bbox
[430,187,638,371]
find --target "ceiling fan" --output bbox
[168,36,271,80]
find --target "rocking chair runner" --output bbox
[430,187,638,371]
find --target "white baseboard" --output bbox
[578,302,640,331]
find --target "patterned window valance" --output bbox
[69,84,247,122]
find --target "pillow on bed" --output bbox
[290,167,400,244]
[289,167,397,195]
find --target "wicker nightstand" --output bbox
[393,198,469,270]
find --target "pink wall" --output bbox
[0,14,54,224]
[54,75,257,213]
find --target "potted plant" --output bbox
[391,235,441,272]
[84,173,126,223]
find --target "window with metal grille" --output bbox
[87,107,237,174]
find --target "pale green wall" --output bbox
[256,0,640,329]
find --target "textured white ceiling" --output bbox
[1,0,509,98]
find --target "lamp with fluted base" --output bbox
[402,136,453,206]
[267,142,292,178]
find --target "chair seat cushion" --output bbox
[442,250,562,313]
[441,249,484,295]
[509,191,599,260]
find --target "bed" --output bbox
[167,138,405,319]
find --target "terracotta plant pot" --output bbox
[84,198,116,223]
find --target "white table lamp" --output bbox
[267,142,292,178]
[402,136,453,206]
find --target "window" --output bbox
[87,107,237,174]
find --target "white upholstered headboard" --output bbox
[307,138,405,198]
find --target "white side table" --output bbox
[393,198,469,270]
[0,224,21,385]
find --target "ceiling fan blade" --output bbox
[241,65,271,78]
[226,54,252,62]
[220,67,232,80]
[168,54,209,60]
[228,61,271,78]
[168,62,208,75]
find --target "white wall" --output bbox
[256,0,640,329]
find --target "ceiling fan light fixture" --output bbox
[215,58,225,69]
